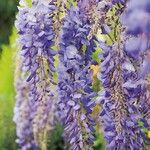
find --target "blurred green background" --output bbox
[0,0,18,51]
[0,0,18,149]
[0,0,105,149]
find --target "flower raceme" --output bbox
[14,58,38,149]
[121,0,150,145]
[57,6,97,150]
[97,41,146,149]
[97,0,150,149]
[15,0,57,149]
[122,0,150,76]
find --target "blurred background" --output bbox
[0,0,18,149]
[0,0,105,149]
[0,0,18,51]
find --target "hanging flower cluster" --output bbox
[98,41,146,149]
[98,0,150,149]
[14,0,57,149]
[57,5,97,149]
[14,0,150,150]
[122,0,150,145]
[14,57,38,149]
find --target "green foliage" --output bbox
[0,0,18,50]
[94,131,105,150]
[48,124,65,150]
[26,0,32,7]
[0,28,17,150]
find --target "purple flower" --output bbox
[112,0,127,4]
[121,0,150,141]
[98,41,146,149]
[97,0,150,148]
[140,51,150,78]
[14,64,38,149]
[78,0,99,13]
[122,0,150,78]
[121,0,150,35]
[127,0,150,13]
[14,1,57,149]
[57,7,96,149]
[78,0,112,39]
